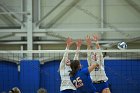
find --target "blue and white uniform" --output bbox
[70,68,96,93]
[87,49,109,93]
[59,48,76,93]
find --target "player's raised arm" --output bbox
[88,62,99,73]
[73,39,82,60]
[93,35,100,49]
[93,35,104,65]
[59,37,73,70]
[86,35,92,66]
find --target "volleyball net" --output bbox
[0,49,140,63]
[0,49,140,93]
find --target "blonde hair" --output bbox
[37,88,47,93]
[9,87,21,93]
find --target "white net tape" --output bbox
[0,49,140,63]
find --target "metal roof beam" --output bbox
[36,0,66,26]
[0,33,15,39]
[0,28,140,33]
[34,28,140,32]
[0,3,24,26]
[45,0,81,28]
[125,0,140,13]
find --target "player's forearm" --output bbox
[60,48,69,69]
[87,47,92,65]
[95,41,100,49]
[88,63,99,73]
[87,53,92,66]
[62,48,69,60]
[74,47,80,60]
[74,52,79,60]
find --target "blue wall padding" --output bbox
[40,60,61,93]
[20,60,40,93]
[105,59,140,93]
[0,61,19,93]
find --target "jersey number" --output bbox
[73,77,83,88]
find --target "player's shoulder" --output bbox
[80,68,89,74]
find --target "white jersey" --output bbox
[87,50,108,82]
[59,48,76,91]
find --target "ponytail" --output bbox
[69,60,80,77]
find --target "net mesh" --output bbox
[0,49,140,93]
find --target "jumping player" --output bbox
[69,39,99,93]
[59,37,76,93]
[86,35,111,93]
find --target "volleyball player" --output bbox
[86,35,111,93]
[59,37,76,93]
[69,39,99,93]
[69,60,99,93]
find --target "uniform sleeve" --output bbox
[81,68,90,75]
[59,48,69,70]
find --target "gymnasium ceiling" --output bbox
[0,0,140,50]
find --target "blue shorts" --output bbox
[61,89,76,93]
[93,81,109,93]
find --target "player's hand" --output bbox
[66,37,73,48]
[93,35,99,42]
[86,35,92,46]
[76,39,82,49]
[93,35,100,49]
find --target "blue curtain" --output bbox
[105,59,140,93]
[20,60,40,93]
[40,60,61,93]
[0,60,19,93]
